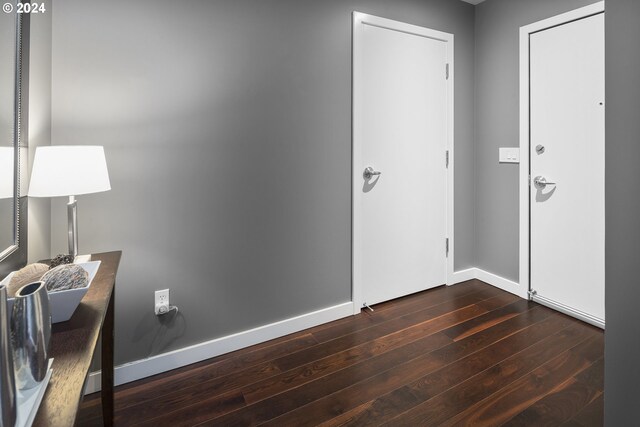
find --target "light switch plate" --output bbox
[499,147,520,163]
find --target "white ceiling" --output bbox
[460,0,485,5]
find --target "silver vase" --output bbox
[0,284,16,427]
[10,281,51,390]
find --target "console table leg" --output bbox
[101,284,115,426]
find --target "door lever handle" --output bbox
[363,167,382,180]
[533,176,556,188]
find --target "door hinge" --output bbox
[446,238,449,257]
[528,174,531,187]
[528,289,537,299]
[446,63,450,80]
[445,150,450,168]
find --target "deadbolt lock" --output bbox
[363,167,382,180]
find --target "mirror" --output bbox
[0,7,17,257]
[0,5,28,274]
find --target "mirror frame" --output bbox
[0,8,29,278]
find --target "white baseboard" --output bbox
[84,301,354,395]
[85,269,525,395]
[449,268,477,285]
[474,268,528,299]
[450,268,528,299]
[531,293,604,329]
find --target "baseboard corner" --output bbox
[449,268,477,285]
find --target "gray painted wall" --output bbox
[27,0,52,264]
[605,0,640,423]
[49,0,475,365]
[474,0,600,282]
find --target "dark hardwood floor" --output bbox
[78,280,604,426]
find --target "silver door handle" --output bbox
[363,167,382,180]
[533,176,556,188]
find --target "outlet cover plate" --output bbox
[155,289,169,307]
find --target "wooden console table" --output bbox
[33,251,121,427]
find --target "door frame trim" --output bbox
[352,12,454,314]
[518,2,605,301]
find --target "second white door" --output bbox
[529,12,605,326]
[354,14,451,307]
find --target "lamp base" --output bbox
[73,254,92,264]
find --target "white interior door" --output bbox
[354,14,450,308]
[529,13,605,326]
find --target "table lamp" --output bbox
[0,147,14,200]
[28,146,111,262]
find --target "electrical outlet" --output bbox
[155,289,170,315]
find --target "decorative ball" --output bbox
[8,263,49,296]
[49,254,74,269]
[41,264,89,292]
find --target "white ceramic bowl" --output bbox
[2,261,101,323]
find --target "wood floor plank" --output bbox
[110,287,496,425]
[75,282,605,427]
[442,299,532,341]
[378,320,599,427]
[192,332,453,427]
[275,292,491,372]
[310,283,502,344]
[363,280,496,317]
[125,303,485,426]
[239,283,462,353]
[436,333,604,427]
[143,297,490,427]
[474,291,522,311]
[352,280,492,317]
[307,285,455,342]
[417,303,548,367]
[243,304,487,404]
[574,357,604,391]
[126,389,246,426]
[561,393,604,427]
[107,332,316,410]
[309,284,459,342]
[113,363,270,424]
[321,311,576,427]
[502,378,601,426]
[260,303,549,427]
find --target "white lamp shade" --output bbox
[0,147,14,199]
[29,146,111,197]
